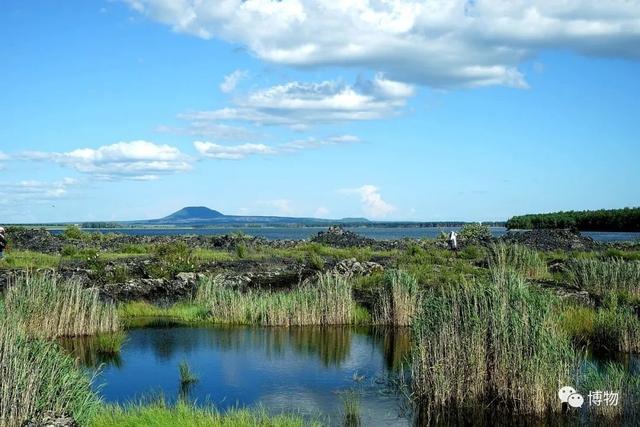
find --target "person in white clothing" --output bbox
[448,231,458,251]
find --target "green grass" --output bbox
[339,390,361,426]
[579,362,640,422]
[487,242,548,280]
[118,301,210,324]
[0,317,100,427]
[0,250,61,269]
[4,274,119,338]
[196,273,353,326]
[90,400,319,427]
[411,270,575,416]
[374,270,420,326]
[179,361,198,387]
[567,258,640,302]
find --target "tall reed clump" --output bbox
[567,258,640,300]
[196,273,353,326]
[4,274,119,338]
[374,270,420,326]
[411,271,575,417]
[579,362,640,422]
[591,295,640,353]
[0,318,100,427]
[340,390,361,426]
[487,242,548,280]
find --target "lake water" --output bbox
[52,226,640,242]
[62,326,412,426]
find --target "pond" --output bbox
[61,325,412,426]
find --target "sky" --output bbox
[1,0,639,223]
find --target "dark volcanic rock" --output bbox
[500,229,598,251]
[311,226,378,248]
[101,272,202,304]
[23,412,77,427]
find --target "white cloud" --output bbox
[156,122,258,140]
[220,69,248,93]
[125,0,640,88]
[19,141,192,180]
[194,134,360,160]
[194,141,275,160]
[341,184,396,219]
[257,199,294,216]
[180,76,413,128]
[314,206,330,218]
[0,178,78,205]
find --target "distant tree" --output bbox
[506,207,640,232]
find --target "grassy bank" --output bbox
[91,400,319,427]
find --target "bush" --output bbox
[458,223,492,242]
[62,225,86,240]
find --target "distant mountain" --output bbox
[140,206,370,226]
[159,206,225,223]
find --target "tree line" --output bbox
[506,207,640,232]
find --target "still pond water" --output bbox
[62,326,412,426]
[60,325,640,426]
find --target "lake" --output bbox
[52,226,640,242]
[62,326,412,427]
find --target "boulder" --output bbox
[331,258,384,277]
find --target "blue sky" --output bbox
[1,0,639,223]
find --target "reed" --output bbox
[579,362,640,422]
[196,273,353,326]
[411,270,575,416]
[178,360,198,387]
[4,274,119,338]
[0,318,100,427]
[339,390,361,426]
[487,242,548,280]
[567,258,640,300]
[373,270,420,326]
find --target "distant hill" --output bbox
[159,206,225,223]
[140,206,369,226]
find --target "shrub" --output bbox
[62,225,87,240]
[458,223,492,242]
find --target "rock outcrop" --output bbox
[500,229,598,251]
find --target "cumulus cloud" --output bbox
[125,0,640,88]
[0,178,78,205]
[19,141,192,180]
[180,76,413,128]
[194,134,360,160]
[341,184,396,219]
[220,69,248,93]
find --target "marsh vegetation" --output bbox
[2,225,640,425]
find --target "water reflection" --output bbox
[62,325,412,426]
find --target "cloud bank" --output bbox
[20,141,192,180]
[341,184,396,218]
[126,0,640,88]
